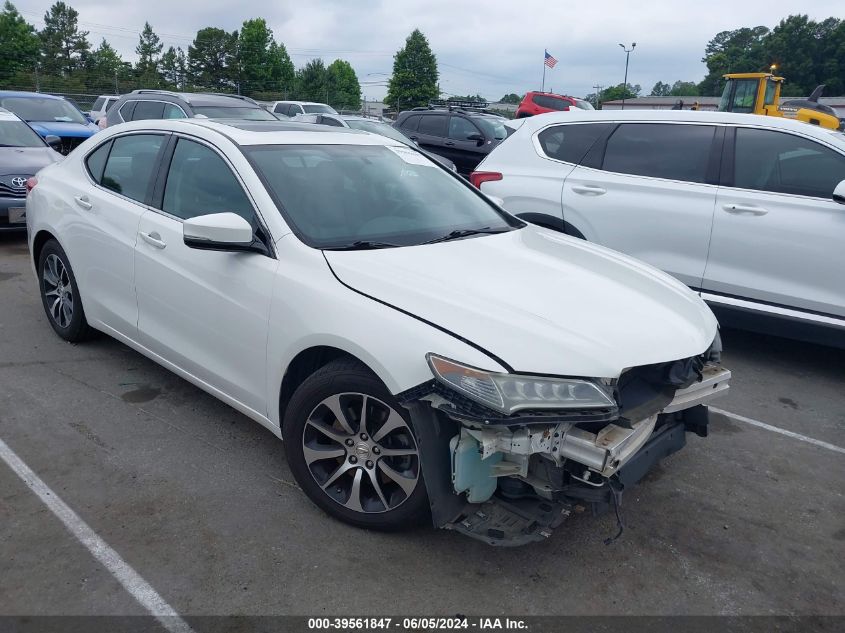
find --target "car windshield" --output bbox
[472,116,508,140]
[245,143,517,249]
[0,96,87,124]
[0,120,46,147]
[345,119,414,145]
[303,104,337,114]
[192,106,277,120]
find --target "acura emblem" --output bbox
[11,177,27,188]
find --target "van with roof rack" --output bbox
[102,90,278,128]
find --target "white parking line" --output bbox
[0,437,195,633]
[711,407,845,456]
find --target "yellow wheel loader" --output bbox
[718,72,843,131]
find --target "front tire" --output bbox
[38,239,94,342]
[283,358,429,530]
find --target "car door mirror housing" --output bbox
[833,179,845,205]
[467,133,485,143]
[183,213,257,252]
[44,135,62,149]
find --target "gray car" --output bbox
[0,108,62,232]
[292,113,458,171]
[104,90,278,128]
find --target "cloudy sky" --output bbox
[16,0,844,101]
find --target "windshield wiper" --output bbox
[324,240,403,251]
[423,227,511,245]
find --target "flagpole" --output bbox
[542,50,546,92]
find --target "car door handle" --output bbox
[445,141,455,146]
[571,185,607,196]
[409,135,418,141]
[139,231,166,249]
[74,195,93,210]
[722,203,768,216]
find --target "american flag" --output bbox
[544,50,558,68]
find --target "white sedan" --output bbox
[26,118,729,545]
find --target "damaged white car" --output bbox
[27,118,731,545]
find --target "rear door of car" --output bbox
[703,125,845,318]
[446,115,485,174]
[414,114,449,158]
[562,121,722,288]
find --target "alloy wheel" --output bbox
[302,393,420,514]
[42,254,74,328]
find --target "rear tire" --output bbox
[283,358,429,530]
[38,239,94,342]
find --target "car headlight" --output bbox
[427,354,615,415]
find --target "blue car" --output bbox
[0,91,99,155]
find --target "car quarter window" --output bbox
[85,140,112,183]
[733,128,845,198]
[320,116,343,127]
[91,97,105,111]
[132,100,165,121]
[101,134,164,203]
[417,115,448,137]
[602,123,716,183]
[448,116,480,140]
[538,123,614,164]
[163,103,186,119]
[118,101,136,121]
[161,138,255,223]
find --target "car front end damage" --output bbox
[399,337,730,546]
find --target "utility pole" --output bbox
[593,84,603,109]
[619,43,636,109]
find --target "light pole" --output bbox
[619,42,636,110]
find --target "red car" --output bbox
[515,91,594,118]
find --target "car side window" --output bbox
[602,123,715,184]
[118,101,136,122]
[319,116,343,127]
[733,128,845,198]
[91,97,105,112]
[273,103,286,114]
[104,98,116,112]
[85,140,112,183]
[101,134,165,203]
[533,95,569,111]
[162,139,255,224]
[417,115,447,138]
[163,103,186,119]
[132,101,165,121]
[400,115,421,131]
[448,116,480,140]
[538,123,613,164]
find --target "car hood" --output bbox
[0,146,62,176]
[324,226,718,378]
[27,121,98,137]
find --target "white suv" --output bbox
[26,118,728,545]
[270,100,337,117]
[473,110,845,346]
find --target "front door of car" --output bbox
[134,136,279,414]
[704,126,845,317]
[562,122,720,288]
[447,115,485,174]
[65,132,168,337]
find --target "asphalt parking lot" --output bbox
[1,231,843,620]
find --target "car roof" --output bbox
[99,118,406,147]
[0,91,65,100]
[515,109,845,143]
[127,91,261,108]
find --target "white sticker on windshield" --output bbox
[386,144,433,166]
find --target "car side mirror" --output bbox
[44,135,62,149]
[833,179,845,205]
[183,213,257,252]
[467,133,485,144]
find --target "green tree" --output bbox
[498,93,521,104]
[698,26,769,95]
[294,58,328,102]
[188,27,237,91]
[135,21,163,84]
[816,19,845,95]
[326,59,361,109]
[595,83,640,105]
[237,18,274,94]
[85,39,129,93]
[669,80,699,96]
[39,1,90,76]
[765,15,820,96]
[160,46,187,90]
[267,41,295,97]
[650,81,671,96]
[385,28,439,110]
[0,2,39,87]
